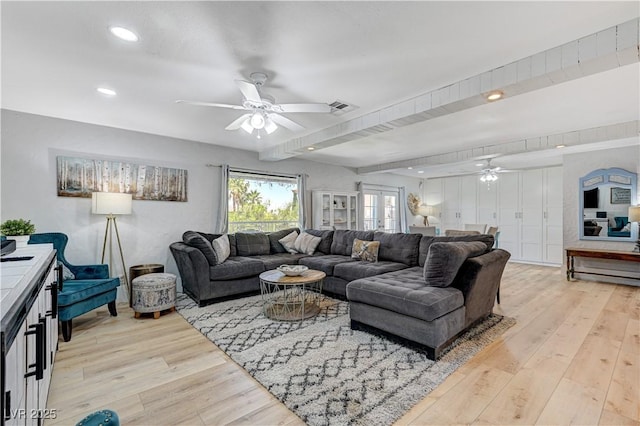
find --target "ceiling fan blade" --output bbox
[225,114,252,130]
[176,100,247,110]
[274,103,332,113]
[235,80,262,103]
[269,113,305,132]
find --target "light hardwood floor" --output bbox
[46,263,639,425]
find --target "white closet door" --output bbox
[544,167,563,264]
[497,172,521,257]
[477,178,498,226]
[521,169,544,262]
[458,175,478,225]
[442,177,461,231]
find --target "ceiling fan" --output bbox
[176,72,332,138]
[477,158,509,182]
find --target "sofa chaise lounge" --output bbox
[170,228,509,359]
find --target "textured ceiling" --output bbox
[2,1,639,177]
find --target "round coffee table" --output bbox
[259,269,326,321]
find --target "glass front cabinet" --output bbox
[313,190,358,230]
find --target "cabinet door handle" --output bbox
[24,322,44,380]
[39,315,48,371]
[46,280,58,319]
[56,264,64,291]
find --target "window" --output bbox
[228,170,300,233]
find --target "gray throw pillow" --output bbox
[424,241,488,287]
[183,230,218,266]
[211,234,230,265]
[267,228,299,253]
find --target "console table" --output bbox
[565,248,640,281]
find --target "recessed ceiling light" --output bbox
[109,26,139,42]
[556,144,566,149]
[486,91,503,101]
[475,163,484,167]
[407,167,413,170]
[418,170,424,174]
[97,87,117,96]
[307,147,315,151]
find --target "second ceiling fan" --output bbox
[177,72,332,137]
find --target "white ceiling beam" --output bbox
[355,121,640,175]
[259,18,640,162]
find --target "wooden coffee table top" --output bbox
[259,269,326,285]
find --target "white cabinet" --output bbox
[496,167,562,264]
[313,191,358,230]
[437,166,563,265]
[2,246,58,426]
[441,176,477,231]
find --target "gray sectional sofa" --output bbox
[169,228,510,359]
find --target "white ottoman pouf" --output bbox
[132,272,177,319]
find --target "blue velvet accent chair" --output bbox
[608,216,630,237]
[28,233,120,342]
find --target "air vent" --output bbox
[329,100,357,115]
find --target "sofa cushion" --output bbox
[424,241,488,287]
[251,253,309,270]
[299,254,354,276]
[331,230,374,256]
[267,228,300,253]
[304,229,334,254]
[347,267,464,322]
[183,231,218,266]
[211,234,230,265]
[374,231,421,266]
[334,260,408,282]
[209,256,265,281]
[196,232,237,257]
[235,232,271,256]
[418,234,494,267]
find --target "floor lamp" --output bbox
[92,192,133,303]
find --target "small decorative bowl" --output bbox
[277,264,309,276]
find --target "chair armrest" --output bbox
[69,263,110,279]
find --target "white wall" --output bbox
[563,144,640,284]
[1,110,421,295]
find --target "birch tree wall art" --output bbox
[57,156,188,202]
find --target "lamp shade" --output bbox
[629,205,640,223]
[91,192,132,215]
[417,204,432,217]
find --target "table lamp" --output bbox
[417,204,432,226]
[92,192,133,300]
[629,205,640,253]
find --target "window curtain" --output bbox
[297,173,310,230]
[216,164,229,233]
[399,185,408,233]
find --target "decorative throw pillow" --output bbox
[58,261,75,280]
[182,230,218,266]
[424,241,487,287]
[293,232,322,255]
[211,234,230,265]
[351,238,380,262]
[279,230,299,254]
[621,222,631,232]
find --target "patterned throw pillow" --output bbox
[279,230,299,254]
[211,234,230,265]
[351,238,380,262]
[58,261,75,280]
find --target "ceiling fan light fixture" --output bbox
[480,170,498,182]
[250,111,266,129]
[264,117,277,134]
[240,119,254,134]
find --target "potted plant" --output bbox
[1,218,36,247]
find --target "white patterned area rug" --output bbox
[176,293,515,426]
